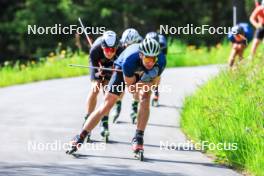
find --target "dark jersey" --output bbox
[89,36,124,80]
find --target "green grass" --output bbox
[0,51,88,87]
[166,41,230,67]
[181,58,264,176]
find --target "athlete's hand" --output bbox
[255,23,263,29]
[140,66,159,82]
[95,68,106,78]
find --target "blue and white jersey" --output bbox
[228,23,253,44]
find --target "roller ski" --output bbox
[66,135,84,155]
[100,129,110,143]
[130,100,138,124]
[130,111,137,124]
[152,86,159,107]
[100,116,110,143]
[151,96,159,107]
[86,133,92,143]
[112,100,122,124]
[132,137,144,161]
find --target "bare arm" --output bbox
[250,7,262,28]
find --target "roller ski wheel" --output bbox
[132,137,144,161]
[151,98,159,107]
[86,133,92,143]
[66,135,83,155]
[134,149,144,161]
[101,130,110,143]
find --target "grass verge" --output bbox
[181,58,264,176]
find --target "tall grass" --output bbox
[181,58,264,176]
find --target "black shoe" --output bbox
[66,135,84,154]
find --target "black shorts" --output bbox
[108,67,126,96]
[255,27,264,40]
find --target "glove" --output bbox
[140,66,159,82]
[94,70,105,79]
[95,66,113,80]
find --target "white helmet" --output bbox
[101,30,119,48]
[139,38,160,57]
[121,28,142,45]
[145,32,159,42]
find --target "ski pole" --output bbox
[233,6,237,27]
[78,17,93,47]
[69,64,123,72]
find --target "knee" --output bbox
[102,93,118,112]
[89,89,99,99]
[253,39,260,46]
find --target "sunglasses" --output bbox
[143,56,157,64]
[102,47,117,53]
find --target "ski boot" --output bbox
[112,100,122,124]
[132,136,144,161]
[66,135,84,155]
[130,101,138,124]
[100,116,110,143]
[151,95,159,107]
[152,86,159,107]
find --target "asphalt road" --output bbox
[0,65,242,176]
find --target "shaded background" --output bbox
[0,0,257,62]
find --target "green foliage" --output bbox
[1,0,238,62]
[181,58,264,176]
